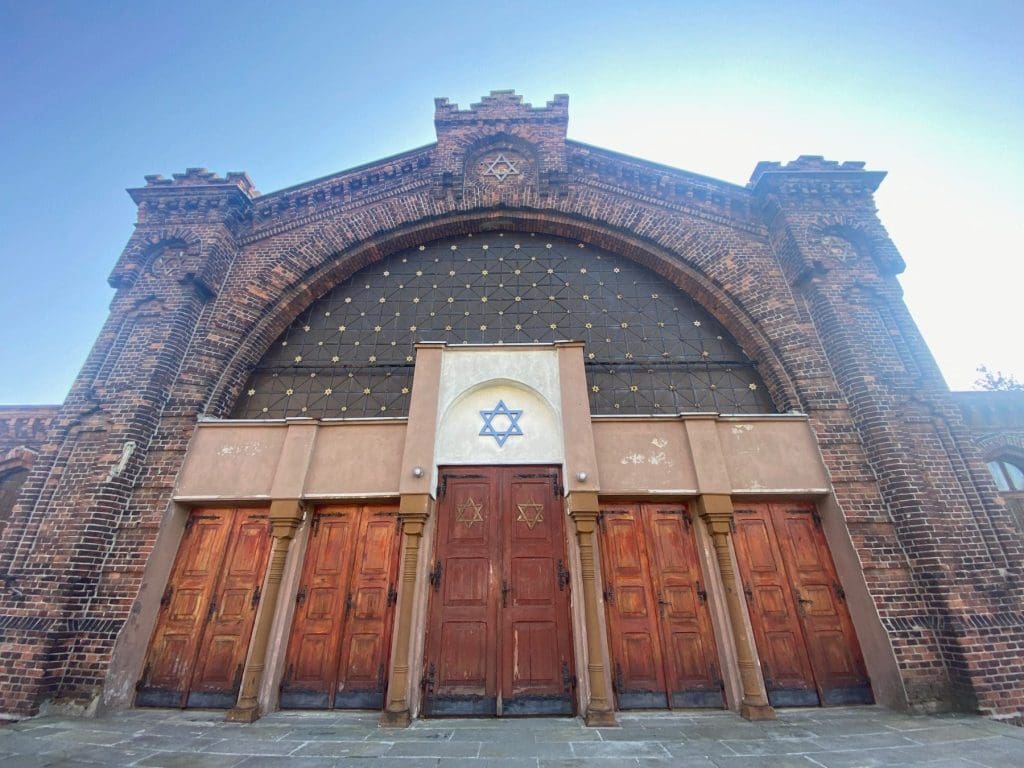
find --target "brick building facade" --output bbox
[0,91,1020,724]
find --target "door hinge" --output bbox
[743,584,753,602]
[376,663,386,692]
[561,661,576,693]
[135,664,151,691]
[421,662,436,693]
[429,560,443,592]
[387,582,398,607]
[613,662,624,694]
[695,580,707,605]
[833,581,847,601]
[812,510,822,527]
[295,586,307,605]
[231,663,244,693]
[159,585,173,609]
[251,585,262,609]
[557,559,570,592]
[602,586,614,604]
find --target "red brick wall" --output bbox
[0,92,1020,719]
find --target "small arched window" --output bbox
[987,458,1024,492]
[0,466,30,536]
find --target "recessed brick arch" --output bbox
[205,209,800,417]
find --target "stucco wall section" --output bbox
[304,422,406,497]
[176,424,287,500]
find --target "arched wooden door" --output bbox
[136,507,272,708]
[733,501,872,706]
[279,503,401,709]
[422,466,575,716]
[598,502,723,709]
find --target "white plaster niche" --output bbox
[434,347,565,472]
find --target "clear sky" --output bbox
[1,0,1021,404]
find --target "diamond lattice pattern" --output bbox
[233,233,775,418]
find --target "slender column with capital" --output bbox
[697,494,775,720]
[568,491,617,726]
[380,494,431,727]
[226,499,304,723]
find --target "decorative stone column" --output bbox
[568,491,617,726]
[697,494,775,720]
[226,499,304,722]
[380,493,431,727]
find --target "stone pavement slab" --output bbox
[1,706,1022,767]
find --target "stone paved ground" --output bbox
[1,706,1022,768]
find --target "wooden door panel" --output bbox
[188,511,271,707]
[733,504,819,707]
[280,510,358,708]
[335,508,401,708]
[644,507,723,707]
[598,505,667,709]
[769,503,871,705]
[137,509,233,707]
[502,470,572,715]
[424,471,499,716]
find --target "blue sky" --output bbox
[1,0,1021,403]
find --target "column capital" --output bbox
[399,493,432,535]
[697,493,734,535]
[268,499,304,540]
[566,491,600,534]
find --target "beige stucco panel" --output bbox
[305,422,406,497]
[593,420,697,494]
[717,418,829,493]
[176,424,287,500]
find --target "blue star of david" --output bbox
[479,400,524,447]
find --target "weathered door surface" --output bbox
[422,466,574,717]
[136,507,271,708]
[733,501,871,706]
[599,503,723,709]
[280,504,401,709]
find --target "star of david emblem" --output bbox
[479,400,524,447]
[483,153,520,182]
[456,497,484,528]
[517,501,544,530]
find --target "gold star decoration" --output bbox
[456,497,485,528]
[516,501,545,530]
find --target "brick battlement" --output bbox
[434,90,569,125]
[142,168,257,196]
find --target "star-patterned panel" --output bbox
[233,232,775,419]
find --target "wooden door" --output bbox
[598,502,722,709]
[733,503,818,706]
[423,469,500,715]
[598,504,668,708]
[769,503,871,705]
[501,469,574,714]
[422,466,574,717]
[137,507,270,708]
[333,506,401,708]
[280,504,401,709]
[643,505,723,707]
[733,502,871,707]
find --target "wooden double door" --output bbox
[137,507,272,708]
[598,503,724,709]
[280,504,402,709]
[422,466,575,716]
[733,501,872,706]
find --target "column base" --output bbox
[378,710,412,728]
[740,702,776,721]
[584,709,618,727]
[225,706,261,723]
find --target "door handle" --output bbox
[429,560,443,592]
[502,579,510,607]
[656,590,668,617]
[794,590,813,615]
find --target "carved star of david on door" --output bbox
[456,497,485,528]
[479,400,524,447]
[517,501,544,530]
[483,153,520,182]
